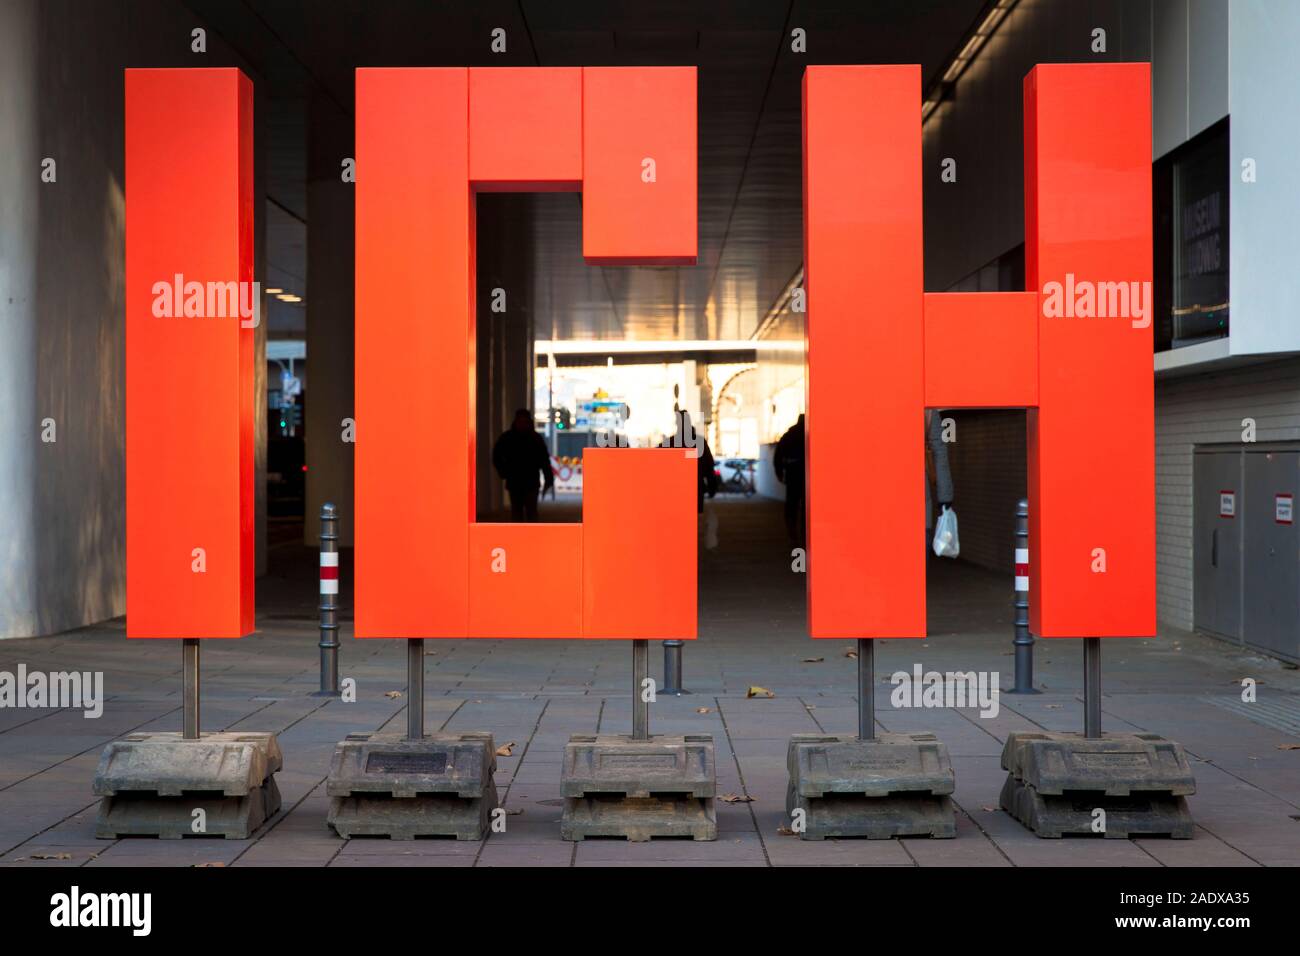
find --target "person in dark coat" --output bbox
[492,408,553,521]
[674,410,718,514]
[773,414,805,547]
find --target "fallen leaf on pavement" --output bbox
[981,806,997,812]
[719,793,754,804]
[194,862,225,868]
[777,826,795,836]
[384,690,403,699]
[31,853,72,860]
[802,657,824,663]
[496,741,516,756]
[747,686,775,698]
[1277,743,1300,751]
[845,648,858,660]
[696,707,712,714]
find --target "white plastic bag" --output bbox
[932,505,959,558]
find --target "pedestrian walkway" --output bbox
[1,498,1297,866]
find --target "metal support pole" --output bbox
[661,640,688,695]
[1010,498,1040,694]
[315,502,341,697]
[857,638,875,741]
[182,638,200,739]
[406,638,425,741]
[632,639,650,740]
[1083,637,1102,739]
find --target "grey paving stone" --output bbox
[0,498,1297,865]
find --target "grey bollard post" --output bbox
[313,502,341,697]
[1009,498,1040,694]
[661,639,689,695]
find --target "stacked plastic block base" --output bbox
[999,731,1196,838]
[560,734,717,841]
[93,731,283,839]
[326,731,497,840]
[786,732,956,839]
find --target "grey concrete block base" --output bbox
[325,731,497,840]
[999,775,1194,838]
[1000,731,1197,797]
[329,781,499,840]
[97,777,282,840]
[92,731,283,839]
[560,734,717,841]
[786,733,956,839]
[1000,731,1196,838]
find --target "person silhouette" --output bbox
[773,414,805,547]
[491,408,553,521]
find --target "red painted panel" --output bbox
[923,292,1038,408]
[582,449,696,639]
[582,67,697,264]
[1025,64,1155,638]
[354,66,698,641]
[803,66,925,639]
[469,67,582,191]
[125,68,254,638]
[468,524,582,638]
[355,68,471,638]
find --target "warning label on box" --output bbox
[1219,491,1235,518]
[1276,494,1293,525]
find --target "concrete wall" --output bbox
[0,0,42,637]
[1152,0,1230,159]
[0,0,268,638]
[1155,358,1300,629]
[1228,0,1300,355]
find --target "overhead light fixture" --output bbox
[265,287,284,294]
[924,0,1020,124]
[277,294,302,303]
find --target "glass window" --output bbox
[1155,119,1230,350]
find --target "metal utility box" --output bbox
[1193,450,1243,640]
[1242,451,1299,661]
[1193,446,1299,662]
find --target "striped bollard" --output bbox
[1009,497,1039,694]
[314,502,341,697]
